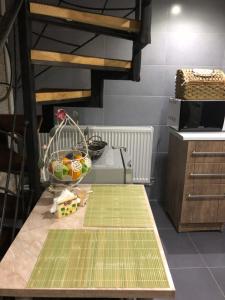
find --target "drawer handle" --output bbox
[188,194,225,199]
[192,151,225,156]
[190,173,225,178]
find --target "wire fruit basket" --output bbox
[42,109,92,184]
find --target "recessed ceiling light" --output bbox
[171,4,182,15]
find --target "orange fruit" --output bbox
[63,157,71,165]
[72,170,81,181]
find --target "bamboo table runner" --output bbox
[84,185,153,227]
[28,229,169,289]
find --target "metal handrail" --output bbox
[0,0,24,49]
[190,173,225,177]
[192,151,225,156]
[188,194,225,199]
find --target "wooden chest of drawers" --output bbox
[166,132,225,232]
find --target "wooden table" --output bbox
[0,184,175,299]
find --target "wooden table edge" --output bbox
[0,287,175,298]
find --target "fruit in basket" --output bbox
[48,160,59,174]
[71,160,82,171]
[65,152,74,160]
[70,170,81,181]
[48,150,91,181]
[62,165,69,175]
[68,160,82,181]
[52,161,69,180]
[84,157,91,169]
[82,163,88,174]
[75,154,83,160]
[81,157,91,174]
[63,157,71,166]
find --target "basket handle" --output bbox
[192,68,215,77]
[66,114,89,155]
[88,135,102,142]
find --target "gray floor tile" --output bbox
[159,229,205,268]
[150,202,173,229]
[189,231,225,268]
[156,268,225,300]
[210,268,225,296]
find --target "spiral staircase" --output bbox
[0,0,151,255]
[29,0,152,130]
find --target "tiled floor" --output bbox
[150,201,225,300]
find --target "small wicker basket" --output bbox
[176,69,225,100]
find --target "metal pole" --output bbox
[17,0,41,202]
[131,0,142,81]
[0,0,23,50]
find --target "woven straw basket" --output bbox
[176,69,225,100]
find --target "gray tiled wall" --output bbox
[32,0,225,200]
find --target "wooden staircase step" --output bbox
[30,3,140,34]
[31,50,132,71]
[35,89,91,103]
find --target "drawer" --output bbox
[184,183,225,200]
[188,141,225,163]
[181,184,224,224]
[218,199,225,223]
[185,163,225,185]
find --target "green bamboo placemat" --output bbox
[27,229,169,289]
[84,185,153,228]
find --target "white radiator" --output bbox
[39,126,154,184]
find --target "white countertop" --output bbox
[169,128,225,141]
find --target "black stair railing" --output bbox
[0,1,23,245]
[139,0,152,47]
[0,0,38,198]
[18,0,41,201]
[0,127,27,241]
[0,0,23,49]
[132,0,152,81]
[0,0,41,249]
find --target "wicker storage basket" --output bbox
[176,69,225,100]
